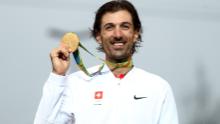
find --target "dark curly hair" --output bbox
[91,0,143,54]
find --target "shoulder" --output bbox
[70,65,101,76]
[131,67,172,92]
[66,65,102,82]
[132,67,168,83]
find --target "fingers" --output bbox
[50,43,71,60]
[60,42,72,52]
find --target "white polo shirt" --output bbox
[34,64,178,124]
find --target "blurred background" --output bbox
[0,0,220,123]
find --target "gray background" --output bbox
[0,0,220,123]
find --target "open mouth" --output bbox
[112,41,126,49]
[111,40,126,46]
[113,42,124,46]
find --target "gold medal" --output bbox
[61,32,80,52]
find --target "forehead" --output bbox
[101,10,133,25]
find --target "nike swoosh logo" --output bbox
[134,95,147,100]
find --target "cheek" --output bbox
[125,31,136,40]
[99,37,110,49]
[101,31,111,38]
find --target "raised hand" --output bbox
[50,43,72,75]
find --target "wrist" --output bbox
[52,70,66,76]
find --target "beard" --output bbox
[98,36,135,63]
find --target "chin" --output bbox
[112,55,130,62]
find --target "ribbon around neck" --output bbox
[72,42,133,77]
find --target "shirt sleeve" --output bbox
[34,73,74,124]
[158,85,179,124]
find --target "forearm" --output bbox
[34,73,67,124]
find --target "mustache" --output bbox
[110,36,126,43]
[114,36,123,41]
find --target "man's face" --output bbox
[96,10,139,62]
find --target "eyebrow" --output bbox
[121,22,133,26]
[103,23,114,28]
[102,22,133,28]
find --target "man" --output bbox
[34,0,178,124]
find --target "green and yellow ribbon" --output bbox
[72,42,133,77]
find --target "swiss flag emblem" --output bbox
[94,91,103,99]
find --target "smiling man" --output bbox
[96,10,138,61]
[34,0,179,124]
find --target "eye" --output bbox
[121,23,132,30]
[105,26,113,31]
[121,25,130,30]
[103,24,114,31]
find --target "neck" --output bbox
[105,58,133,77]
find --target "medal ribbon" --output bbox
[72,42,133,77]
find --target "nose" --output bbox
[113,27,123,39]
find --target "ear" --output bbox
[96,34,102,44]
[133,31,139,43]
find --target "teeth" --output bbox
[114,43,124,46]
